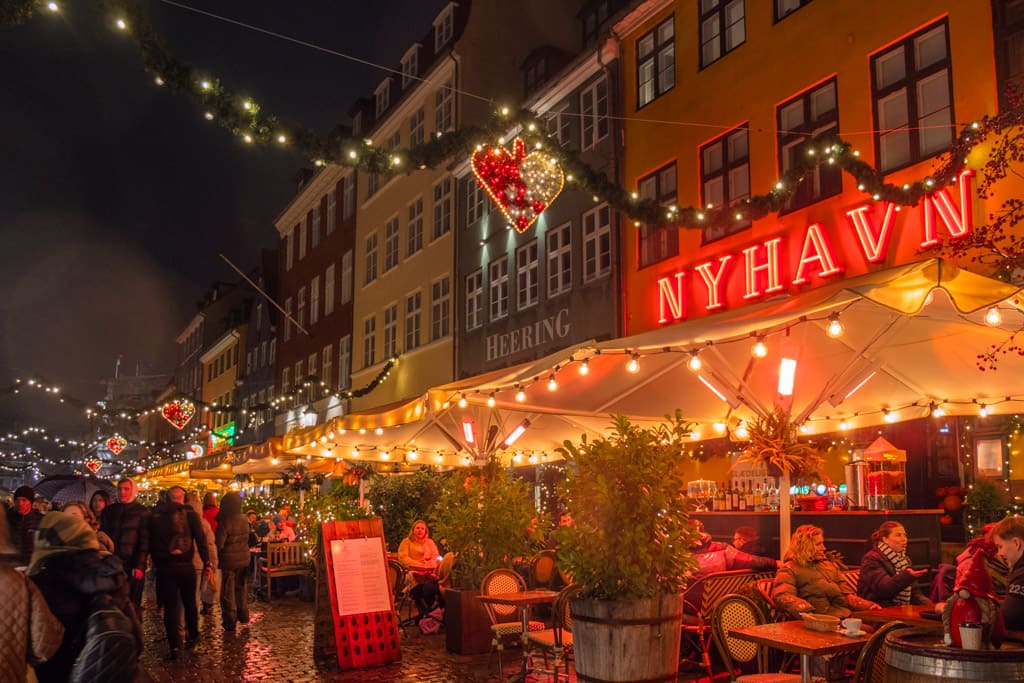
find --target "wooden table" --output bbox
[731,620,869,683]
[851,603,943,628]
[478,590,559,681]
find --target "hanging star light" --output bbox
[161,398,196,430]
[105,435,128,455]
[471,137,564,232]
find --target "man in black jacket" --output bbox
[100,477,151,611]
[6,485,43,565]
[148,486,211,660]
[992,515,1024,630]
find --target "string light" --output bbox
[826,314,844,338]
[578,358,589,376]
[627,354,640,373]
[752,337,768,358]
[547,375,558,391]
[487,393,496,407]
[688,351,702,371]
[515,387,526,402]
[985,307,1002,326]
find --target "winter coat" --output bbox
[203,505,219,534]
[148,502,210,571]
[773,559,879,618]
[0,554,63,683]
[215,493,252,571]
[693,538,778,576]
[857,547,928,607]
[1004,556,1024,630]
[100,501,150,572]
[28,550,140,683]
[192,517,218,573]
[7,507,43,566]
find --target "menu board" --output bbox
[329,537,391,617]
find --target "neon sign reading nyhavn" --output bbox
[656,169,975,323]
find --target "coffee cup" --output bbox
[959,623,983,650]
[841,617,862,635]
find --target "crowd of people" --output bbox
[2,478,298,680]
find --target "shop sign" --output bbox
[656,169,975,323]
[485,308,571,362]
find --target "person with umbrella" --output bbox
[6,485,43,566]
[100,478,150,612]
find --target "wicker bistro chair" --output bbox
[851,621,906,683]
[525,584,576,681]
[480,568,545,677]
[711,594,802,683]
[530,550,558,590]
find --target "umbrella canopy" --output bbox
[34,475,118,508]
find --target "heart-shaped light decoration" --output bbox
[161,398,196,430]
[471,137,564,233]
[106,435,127,455]
[85,458,103,474]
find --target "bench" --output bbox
[258,542,310,600]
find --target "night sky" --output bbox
[0,0,447,437]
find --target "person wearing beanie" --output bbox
[7,484,43,566]
[28,511,141,682]
[215,492,252,631]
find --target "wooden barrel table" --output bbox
[884,627,1024,682]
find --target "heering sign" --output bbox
[485,308,571,362]
[656,169,976,324]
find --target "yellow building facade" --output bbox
[200,325,246,451]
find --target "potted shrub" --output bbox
[555,411,701,682]
[367,468,445,551]
[431,460,544,654]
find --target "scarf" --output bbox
[877,541,912,605]
[27,511,100,574]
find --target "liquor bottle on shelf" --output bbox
[731,481,740,510]
[738,482,747,511]
[719,482,728,511]
[753,483,764,511]
[745,480,755,509]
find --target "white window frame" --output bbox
[407,197,424,256]
[281,366,290,395]
[363,316,376,368]
[546,106,572,147]
[547,222,572,296]
[342,174,354,220]
[435,80,453,132]
[311,206,320,248]
[401,46,419,89]
[700,0,745,68]
[383,302,398,358]
[365,233,378,284]
[638,16,675,107]
[384,216,400,271]
[283,297,292,342]
[326,189,336,234]
[405,291,422,351]
[298,220,307,260]
[285,228,294,270]
[341,250,353,304]
[375,79,390,117]
[310,275,320,326]
[489,256,509,320]
[324,264,336,316]
[582,203,612,282]
[297,286,307,328]
[434,5,454,51]
[338,335,351,389]
[409,107,425,146]
[465,269,483,331]
[322,344,333,389]
[466,177,488,225]
[516,240,539,310]
[580,77,609,150]
[269,338,276,367]
[432,177,452,239]
[431,276,450,341]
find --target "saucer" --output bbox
[840,629,867,638]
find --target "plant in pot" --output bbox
[734,408,824,510]
[431,459,545,654]
[555,411,702,683]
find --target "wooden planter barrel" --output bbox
[571,593,683,683]
[884,627,1024,682]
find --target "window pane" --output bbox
[659,165,677,202]
[703,142,723,174]
[811,83,837,119]
[658,44,675,91]
[701,0,719,12]
[917,70,950,116]
[729,164,750,200]
[725,1,745,50]
[879,89,909,130]
[657,18,674,43]
[638,33,654,59]
[780,100,804,132]
[876,47,905,90]
[915,26,947,70]
[639,176,657,201]
[704,177,724,206]
[728,129,748,161]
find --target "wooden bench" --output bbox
[258,542,310,600]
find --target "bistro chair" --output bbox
[480,568,544,677]
[530,549,558,589]
[851,621,906,683]
[710,593,802,683]
[386,558,415,630]
[525,584,577,681]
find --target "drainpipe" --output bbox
[600,31,626,337]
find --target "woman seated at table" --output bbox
[398,520,442,618]
[857,521,929,607]
[773,524,879,619]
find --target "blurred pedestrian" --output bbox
[89,490,112,519]
[186,492,218,615]
[7,485,43,566]
[100,478,150,611]
[63,500,114,554]
[202,492,219,534]
[215,492,251,631]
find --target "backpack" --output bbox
[168,507,193,556]
[418,606,444,635]
[69,594,139,683]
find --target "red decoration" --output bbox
[106,435,127,455]
[85,458,102,474]
[161,398,196,430]
[471,137,563,233]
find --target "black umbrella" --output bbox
[33,475,118,508]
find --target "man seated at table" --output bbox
[732,526,772,559]
[991,515,1024,630]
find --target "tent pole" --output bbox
[779,471,791,559]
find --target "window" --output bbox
[401,47,419,89]
[583,203,612,281]
[384,217,400,271]
[435,80,453,132]
[367,172,380,197]
[409,107,425,146]
[256,303,263,331]
[582,0,610,46]
[405,291,422,350]
[295,360,304,387]
[311,206,320,248]
[871,20,953,172]
[516,240,539,309]
[338,335,351,389]
[434,5,454,51]
[581,77,609,150]
[326,189,336,234]
[775,0,811,21]
[269,338,276,366]
[246,350,252,375]
[365,233,378,284]
[375,80,390,117]
[388,130,401,150]
[324,264,336,316]
[431,277,450,340]
[778,79,841,210]
[637,16,675,107]
[432,177,452,239]
[342,174,354,220]
[546,107,572,147]
[310,276,320,325]
[283,297,293,341]
[281,367,290,395]
[363,316,376,367]
[637,162,679,267]
[547,222,572,296]
[489,256,509,320]
[466,178,488,225]
[298,220,307,260]
[407,197,424,255]
[307,353,317,383]
[700,0,745,68]
[285,228,294,270]
[701,126,750,242]
[383,303,398,358]
[260,340,267,367]
[322,345,333,388]
[465,269,483,331]
[297,286,307,328]
[341,250,353,303]
[208,364,213,382]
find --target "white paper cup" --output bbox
[959,623,982,650]
[842,617,862,635]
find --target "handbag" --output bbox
[200,570,220,603]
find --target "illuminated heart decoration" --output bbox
[471,137,563,233]
[106,436,127,455]
[85,458,102,474]
[161,399,196,430]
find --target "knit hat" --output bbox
[28,511,99,573]
[14,485,34,501]
[954,549,994,600]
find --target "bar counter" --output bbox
[690,509,943,567]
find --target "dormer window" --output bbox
[434,4,455,51]
[375,80,391,117]
[352,111,362,136]
[401,45,420,89]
